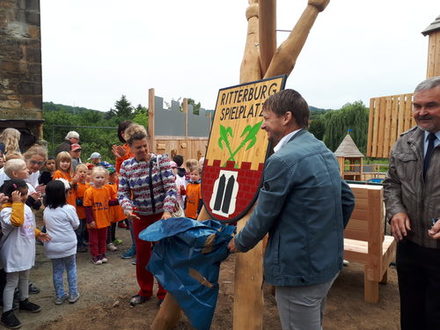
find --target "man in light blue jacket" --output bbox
[228,89,354,330]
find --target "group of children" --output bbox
[0,135,206,329]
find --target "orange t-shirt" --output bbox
[185,182,202,219]
[83,186,111,229]
[75,182,89,220]
[52,170,76,207]
[115,144,134,173]
[106,183,125,223]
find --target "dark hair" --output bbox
[173,155,184,167]
[0,179,28,198]
[263,89,310,128]
[117,120,133,143]
[44,180,67,208]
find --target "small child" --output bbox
[43,180,80,305]
[83,166,111,265]
[38,156,56,186]
[73,164,89,253]
[185,166,202,219]
[0,179,50,329]
[185,159,199,182]
[52,152,76,207]
[171,161,186,211]
[106,167,125,252]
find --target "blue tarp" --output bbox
[139,217,235,330]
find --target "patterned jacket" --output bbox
[118,154,177,216]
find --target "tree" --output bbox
[322,101,369,152]
[109,95,134,119]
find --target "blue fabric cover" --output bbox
[139,217,235,330]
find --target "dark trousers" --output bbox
[107,222,116,243]
[396,240,440,330]
[75,219,87,248]
[133,213,166,300]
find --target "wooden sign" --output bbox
[201,75,286,222]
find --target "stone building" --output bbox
[0,0,42,149]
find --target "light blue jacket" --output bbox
[235,129,355,287]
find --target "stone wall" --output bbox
[0,0,43,139]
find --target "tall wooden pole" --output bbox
[148,88,156,152]
[259,0,277,76]
[422,15,440,78]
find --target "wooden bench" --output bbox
[343,184,397,303]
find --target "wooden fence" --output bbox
[367,94,416,158]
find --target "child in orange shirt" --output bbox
[73,164,89,253]
[106,167,125,252]
[52,152,76,207]
[185,167,202,219]
[83,166,111,265]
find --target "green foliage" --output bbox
[309,118,326,140]
[188,98,201,115]
[321,101,369,152]
[42,96,149,163]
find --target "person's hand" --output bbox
[112,145,126,158]
[228,239,237,253]
[29,192,41,201]
[38,232,51,242]
[87,221,96,229]
[162,211,172,220]
[0,193,8,204]
[428,219,440,239]
[124,210,140,221]
[11,191,21,203]
[390,212,411,241]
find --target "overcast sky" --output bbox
[40,1,439,112]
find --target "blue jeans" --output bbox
[51,255,78,298]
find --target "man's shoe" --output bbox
[28,283,40,295]
[68,293,80,304]
[19,299,41,313]
[1,310,21,329]
[129,295,149,306]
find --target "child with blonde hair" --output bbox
[83,166,111,265]
[52,152,76,206]
[73,164,89,253]
[185,166,202,219]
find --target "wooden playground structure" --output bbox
[147,89,211,161]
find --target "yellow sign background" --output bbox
[206,76,286,170]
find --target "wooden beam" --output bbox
[259,0,276,76]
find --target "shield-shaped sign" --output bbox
[201,75,286,222]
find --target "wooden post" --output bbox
[422,15,440,78]
[148,88,156,153]
[232,208,264,330]
[259,0,276,76]
[183,98,189,158]
[151,295,182,330]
